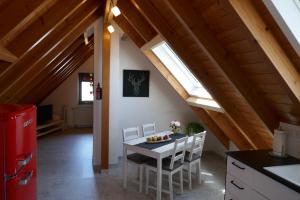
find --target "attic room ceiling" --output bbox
[1,0,300,151]
[114,0,300,150]
[0,0,104,104]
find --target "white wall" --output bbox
[108,24,226,164]
[279,122,300,159]
[42,56,94,127]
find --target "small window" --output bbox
[79,73,94,104]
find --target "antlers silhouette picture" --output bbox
[123,70,149,97]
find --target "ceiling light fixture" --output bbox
[111,6,121,17]
[107,25,115,33]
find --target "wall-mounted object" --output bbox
[123,70,149,97]
[96,83,102,100]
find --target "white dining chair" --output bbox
[142,123,156,137]
[145,137,188,200]
[123,126,140,142]
[184,131,206,190]
[123,126,148,192]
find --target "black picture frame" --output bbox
[123,70,150,97]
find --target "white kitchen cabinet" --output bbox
[226,156,300,200]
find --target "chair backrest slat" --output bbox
[142,123,156,137]
[169,136,188,169]
[188,131,206,161]
[123,126,140,142]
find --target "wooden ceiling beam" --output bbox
[0,0,45,39]
[191,106,230,149]
[164,0,278,137]
[0,2,101,102]
[0,0,59,47]
[14,38,87,103]
[21,41,93,103]
[114,14,146,47]
[206,110,255,150]
[229,0,300,104]
[6,0,86,57]
[103,0,113,25]
[0,46,17,63]
[117,0,157,42]
[131,0,271,148]
[23,43,93,104]
[37,46,93,103]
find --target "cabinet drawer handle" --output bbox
[230,180,244,190]
[231,162,245,170]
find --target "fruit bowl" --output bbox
[146,135,171,143]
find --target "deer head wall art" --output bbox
[123,70,150,97]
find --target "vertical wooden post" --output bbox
[101,25,110,169]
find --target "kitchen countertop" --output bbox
[226,150,300,193]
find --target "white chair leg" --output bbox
[179,169,183,194]
[197,160,202,184]
[169,174,173,200]
[139,165,143,193]
[145,168,149,194]
[188,163,192,190]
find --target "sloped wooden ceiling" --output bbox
[0,0,104,104]
[114,0,300,150]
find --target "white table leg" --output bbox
[156,157,162,200]
[123,145,128,188]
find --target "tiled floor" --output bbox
[38,129,226,200]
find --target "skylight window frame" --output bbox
[151,41,212,100]
[143,36,222,111]
[264,0,300,58]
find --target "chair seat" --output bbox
[127,153,150,164]
[146,157,183,171]
[184,151,201,162]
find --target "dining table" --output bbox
[123,131,194,200]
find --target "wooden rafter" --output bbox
[0,1,101,102]
[0,0,45,39]
[206,110,255,150]
[0,0,59,47]
[163,0,278,136]
[6,0,86,57]
[191,106,229,149]
[4,11,100,103]
[15,37,88,103]
[38,48,93,103]
[131,0,272,148]
[114,14,145,47]
[117,0,157,42]
[0,46,17,63]
[229,0,300,103]
[22,42,93,103]
[26,41,94,103]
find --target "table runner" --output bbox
[135,133,186,150]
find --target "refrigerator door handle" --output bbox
[18,171,33,186]
[18,153,32,167]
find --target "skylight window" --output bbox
[151,42,212,99]
[264,0,300,57]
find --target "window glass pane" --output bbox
[152,42,212,99]
[81,81,93,101]
[264,0,300,56]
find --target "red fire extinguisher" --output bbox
[96,83,102,100]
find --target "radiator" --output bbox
[72,106,93,127]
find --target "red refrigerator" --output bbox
[0,104,37,200]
